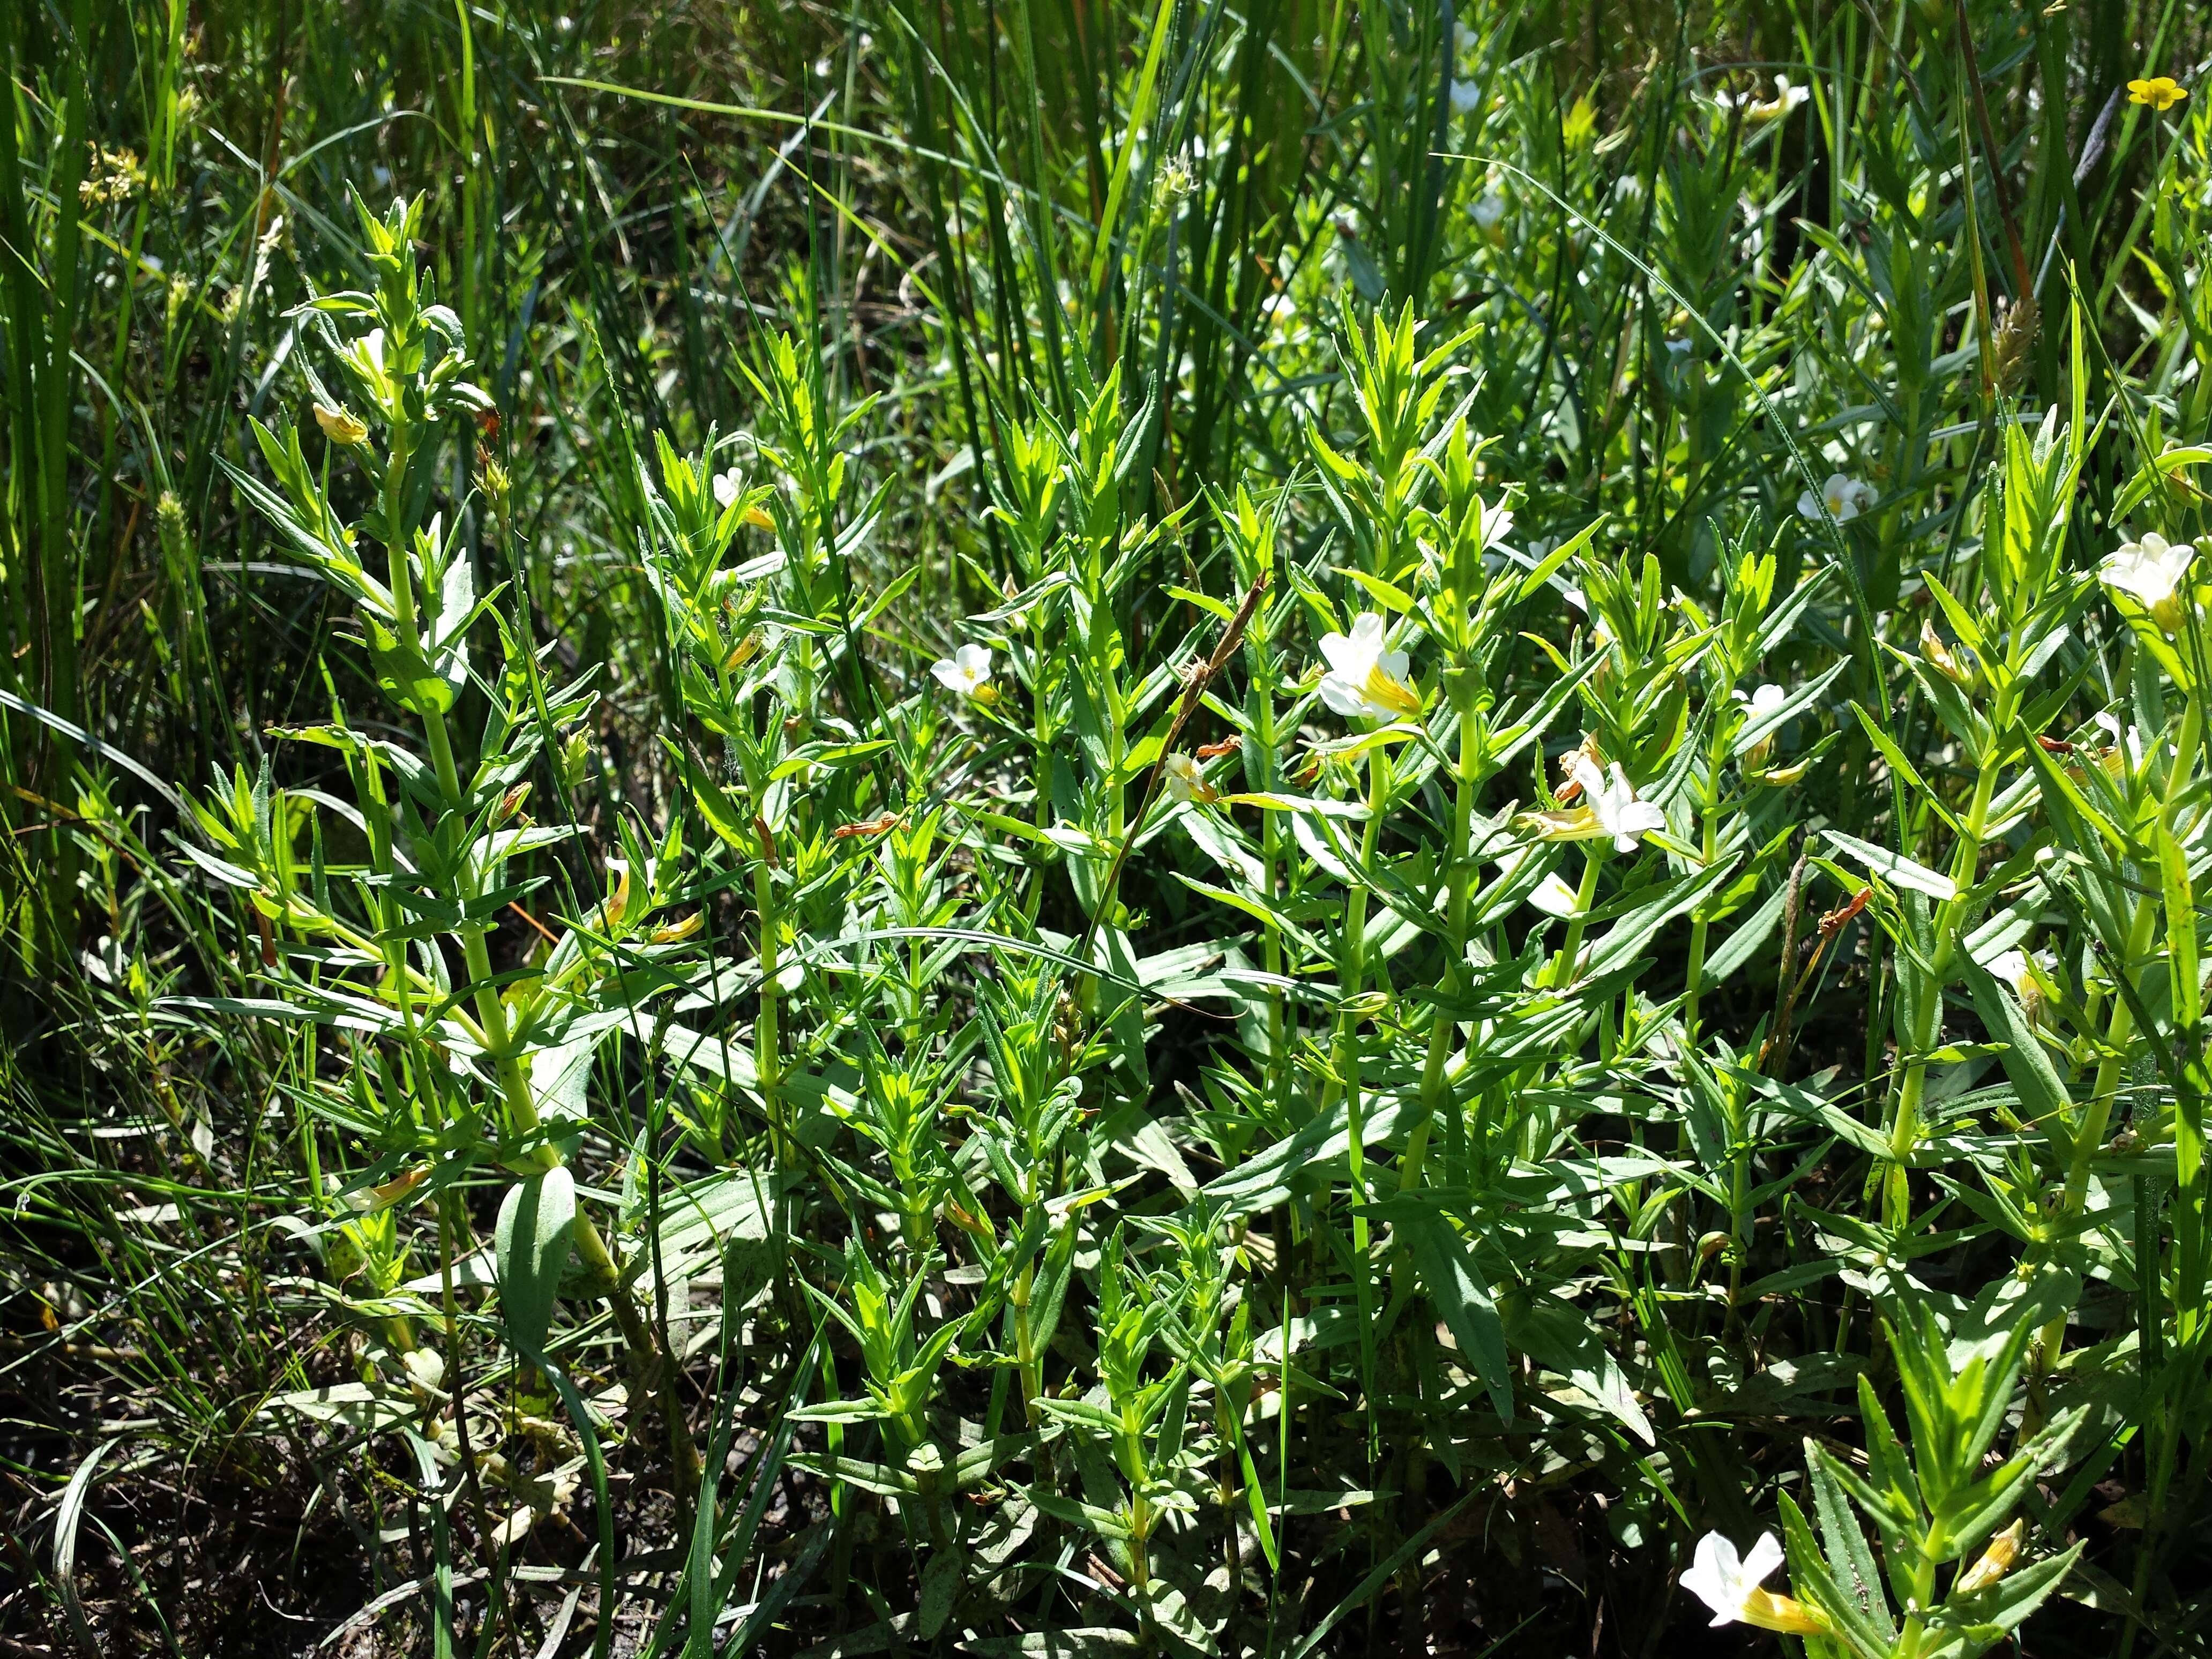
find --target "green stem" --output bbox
[1883,678,2019,1230]
[2034,696,2201,1371]
[1550,849,1607,989]
[1404,706,1482,1192]
[416,601,699,1500]
[754,850,784,1156]
[1682,718,1731,1041]
[1320,746,1386,1463]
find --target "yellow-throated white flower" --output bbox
[1163,753,1218,804]
[604,855,656,929]
[714,468,776,530]
[1739,683,1786,720]
[1567,751,1665,854]
[1749,74,1811,121]
[931,643,994,698]
[1449,80,1480,114]
[1517,750,1666,854]
[1797,472,1875,524]
[1317,614,1419,722]
[1470,189,1507,231]
[2101,531,2194,632]
[2092,711,2149,778]
[1680,1531,1825,1634]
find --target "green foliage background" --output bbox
[2,0,2211,1653]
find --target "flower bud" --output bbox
[557,728,592,795]
[314,402,369,446]
[1955,1520,2024,1596]
[1920,621,1980,692]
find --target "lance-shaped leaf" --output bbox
[496,1166,578,1361]
[1387,1201,1513,1424]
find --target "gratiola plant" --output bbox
[208,192,699,1495]
[181,236,2156,1655]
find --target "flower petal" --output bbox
[1562,751,1606,803]
[1319,679,1369,719]
[1680,1533,1741,1626]
[1529,873,1580,917]
[1740,1533,1785,1587]
[1317,631,1366,681]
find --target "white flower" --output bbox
[1985,947,2055,1023]
[1736,683,1788,767]
[1681,1531,1822,1633]
[1317,614,1419,722]
[1750,74,1811,121]
[1740,683,1787,720]
[1682,1530,1783,1627]
[1529,872,1580,918]
[931,643,993,697]
[2094,711,2149,773]
[2102,531,2194,629]
[712,468,743,509]
[1797,472,1876,523]
[1454,20,1476,52]
[1470,188,1507,230]
[1564,751,1666,854]
[1449,79,1479,113]
[1163,753,1217,804]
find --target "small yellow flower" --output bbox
[313,402,369,446]
[651,911,705,945]
[2128,76,2187,112]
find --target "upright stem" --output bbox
[412,548,699,1500]
[1682,719,1730,1041]
[1320,746,1386,1462]
[2034,697,2201,1377]
[1404,706,1482,1191]
[754,848,784,1156]
[1550,850,1606,989]
[1882,677,2019,1230]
